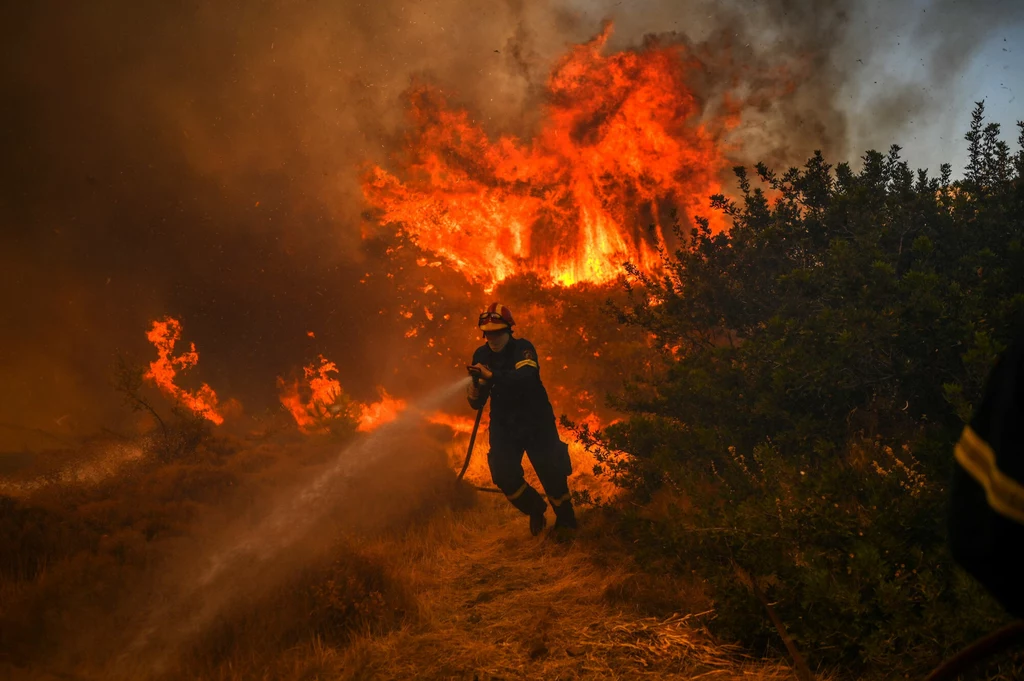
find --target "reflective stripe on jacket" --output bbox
[949,329,1024,617]
[468,337,556,439]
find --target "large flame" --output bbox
[363,23,730,290]
[144,317,224,425]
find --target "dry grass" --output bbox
[0,435,148,497]
[1,429,809,681]
[328,498,804,681]
[0,428,463,680]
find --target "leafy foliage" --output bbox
[594,103,1024,676]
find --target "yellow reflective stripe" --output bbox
[548,492,571,507]
[955,425,1024,525]
[515,359,538,370]
[507,483,528,501]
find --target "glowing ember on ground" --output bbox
[145,317,224,425]
[357,389,407,432]
[363,23,730,290]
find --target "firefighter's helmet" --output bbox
[478,302,515,331]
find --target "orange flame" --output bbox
[277,355,352,433]
[144,317,224,425]
[363,23,729,290]
[278,378,316,432]
[426,411,476,434]
[357,389,407,432]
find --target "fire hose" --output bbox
[456,404,503,494]
[923,620,1024,681]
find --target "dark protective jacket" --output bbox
[949,329,1024,617]
[468,337,557,440]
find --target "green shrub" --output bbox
[589,103,1024,677]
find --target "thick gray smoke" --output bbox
[2,0,1021,445]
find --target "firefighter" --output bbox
[467,302,576,536]
[949,328,1024,617]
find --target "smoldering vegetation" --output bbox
[0,380,476,680]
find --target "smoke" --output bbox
[580,0,1024,168]
[1,0,1020,444]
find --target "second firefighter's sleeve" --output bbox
[948,329,1024,617]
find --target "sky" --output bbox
[566,0,1024,177]
[843,1,1024,176]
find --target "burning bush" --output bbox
[591,105,1024,677]
[278,355,408,437]
[278,355,361,437]
[144,317,225,425]
[114,352,215,462]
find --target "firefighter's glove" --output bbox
[469,363,493,382]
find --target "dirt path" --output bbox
[337,496,799,680]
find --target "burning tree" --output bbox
[362,23,730,291]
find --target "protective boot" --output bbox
[552,499,577,530]
[529,510,547,536]
[506,483,547,517]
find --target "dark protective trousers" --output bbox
[487,423,574,524]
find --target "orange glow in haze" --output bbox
[357,389,407,432]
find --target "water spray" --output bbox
[124,376,473,675]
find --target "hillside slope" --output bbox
[1,432,804,681]
[332,496,800,680]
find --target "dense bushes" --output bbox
[593,104,1024,676]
